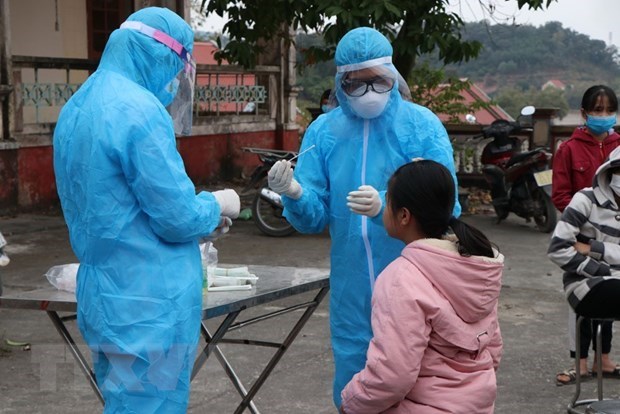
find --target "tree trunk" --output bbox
[392,15,416,80]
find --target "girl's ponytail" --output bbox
[449,217,495,258]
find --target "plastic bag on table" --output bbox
[199,242,218,290]
[45,263,79,293]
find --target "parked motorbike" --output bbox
[467,106,557,233]
[241,147,298,237]
[0,231,10,296]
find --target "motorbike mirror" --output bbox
[465,114,477,124]
[520,106,536,116]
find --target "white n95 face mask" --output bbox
[347,90,389,119]
[610,174,620,196]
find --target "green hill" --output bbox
[445,21,620,108]
[294,21,620,113]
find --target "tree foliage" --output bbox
[408,63,491,123]
[198,0,559,123]
[199,0,555,79]
[495,86,570,119]
[295,33,336,103]
[294,34,490,123]
[445,21,620,107]
[452,21,619,78]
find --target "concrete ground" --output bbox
[1,210,619,413]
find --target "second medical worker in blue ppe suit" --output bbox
[53,7,240,413]
[268,27,461,408]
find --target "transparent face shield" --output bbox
[120,21,196,136]
[167,58,196,136]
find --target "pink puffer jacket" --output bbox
[341,238,504,414]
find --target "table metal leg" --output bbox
[201,325,261,414]
[46,311,103,405]
[233,286,329,414]
[191,286,329,414]
[191,310,241,380]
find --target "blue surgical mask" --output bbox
[586,114,617,136]
[321,104,331,113]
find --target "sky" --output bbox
[196,0,620,52]
[448,0,620,51]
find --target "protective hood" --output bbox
[592,145,620,208]
[403,238,504,323]
[98,7,193,106]
[333,27,410,119]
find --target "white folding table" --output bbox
[0,265,330,414]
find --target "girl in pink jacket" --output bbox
[341,160,504,414]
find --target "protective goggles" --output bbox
[341,76,395,97]
[336,55,411,102]
[120,21,196,136]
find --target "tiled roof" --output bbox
[435,82,514,124]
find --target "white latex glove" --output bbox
[202,216,232,242]
[267,160,303,200]
[0,251,9,267]
[347,185,382,217]
[213,189,240,219]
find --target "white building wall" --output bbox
[9,0,88,125]
[9,0,87,58]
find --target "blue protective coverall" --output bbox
[53,8,220,413]
[281,27,461,407]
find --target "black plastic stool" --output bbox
[569,316,620,413]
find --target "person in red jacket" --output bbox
[552,84,620,385]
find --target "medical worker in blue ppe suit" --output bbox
[53,7,240,413]
[268,27,461,408]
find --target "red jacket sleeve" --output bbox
[551,142,573,213]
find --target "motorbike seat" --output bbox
[506,149,543,167]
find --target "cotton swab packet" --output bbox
[208,266,259,291]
